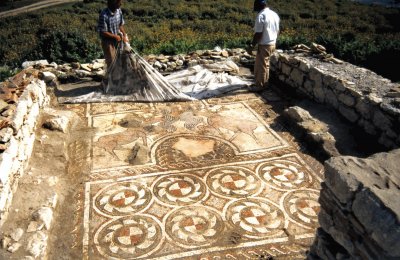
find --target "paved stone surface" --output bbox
[57,90,324,259]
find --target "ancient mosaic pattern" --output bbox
[81,96,324,259]
[84,154,321,259]
[88,101,289,172]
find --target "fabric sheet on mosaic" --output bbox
[57,45,253,103]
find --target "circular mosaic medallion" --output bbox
[95,215,162,259]
[94,182,151,216]
[206,166,262,198]
[225,198,285,238]
[256,161,310,190]
[153,174,206,206]
[165,206,223,247]
[282,189,320,228]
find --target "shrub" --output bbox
[30,30,101,63]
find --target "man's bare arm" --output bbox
[101,31,122,42]
[252,32,263,46]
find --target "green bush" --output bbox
[0,0,399,81]
[28,30,101,64]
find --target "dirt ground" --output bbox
[0,79,385,259]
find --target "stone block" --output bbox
[368,93,382,105]
[328,226,355,255]
[339,106,359,123]
[281,63,292,76]
[0,127,13,143]
[284,106,313,122]
[347,88,363,99]
[299,60,311,73]
[11,160,21,176]
[0,153,13,185]
[26,231,48,258]
[322,74,337,88]
[372,109,392,131]
[378,134,396,149]
[0,181,12,213]
[353,189,400,257]
[325,89,339,109]
[18,138,27,161]
[21,123,31,141]
[278,53,290,63]
[380,99,400,117]
[304,80,314,93]
[11,100,28,132]
[22,60,48,69]
[270,53,279,65]
[355,98,372,119]
[278,74,286,82]
[338,93,355,107]
[26,103,40,130]
[358,119,377,136]
[324,157,361,204]
[19,89,33,109]
[333,80,347,92]
[309,67,323,83]
[290,68,304,87]
[24,134,35,165]
[318,208,334,232]
[6,136,19,158]
[313,86,325,103]
[385,128,397,139]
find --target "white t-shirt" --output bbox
[254,8,280,45]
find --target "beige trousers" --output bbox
[254,44,275,88]
[101,38,117,69]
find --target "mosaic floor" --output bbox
[64,91,324,259]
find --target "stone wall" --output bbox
[270,52,400,149]
[309,149,400,259]
[0,79,48,227]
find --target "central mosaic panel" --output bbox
[89,102,288,171]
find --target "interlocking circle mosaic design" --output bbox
[94,182,151,216]
[283,189,320,229]
[206,166,262,198]
[256,160,310,190]
[95,215,162,259]
[225,198,285,238]
[165,206,224,248]
[153,174,207,206]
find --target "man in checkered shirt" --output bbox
[97,0,127,69]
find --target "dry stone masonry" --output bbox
[270,49,400,149]
[309,149,400,259]
[0,70,49,226]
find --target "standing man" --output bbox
[248,0,280,92]
[97,0,128,69]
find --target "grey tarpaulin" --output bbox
[103,42,192,101]
[57,43,252,104]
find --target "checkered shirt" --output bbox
[97,8,125,37]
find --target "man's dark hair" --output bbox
[253,0,267,12]
[108,0,119,6]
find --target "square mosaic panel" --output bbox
[89,102,289,172]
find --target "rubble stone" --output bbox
[32,207,53,230]
[310,149,400,259]
[10,228,24,242]
[26,231,48,258]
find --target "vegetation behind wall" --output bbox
[0,0,399,81]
